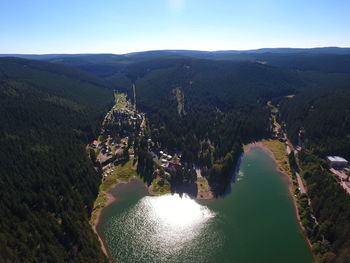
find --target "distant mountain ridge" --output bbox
[1,46,350,61]
[2,48,350,82]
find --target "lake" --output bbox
[97,146,313,263]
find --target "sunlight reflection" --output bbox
[134,194,216,252]
[148,194,214,228]
[106,193,221,262]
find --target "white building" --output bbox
[327,156,348,168]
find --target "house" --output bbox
[327,156,348,168]
[165,162,182,172]
[90,140,99,148]
[168,162,181,170]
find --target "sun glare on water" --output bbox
[105,193,221,262]
[134,194,216,254]
[147,194,214,228]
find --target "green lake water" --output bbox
[98,146,314,263]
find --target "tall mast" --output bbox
[133,84,136,110]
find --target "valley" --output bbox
[1,49,350,263]
[2,0,350,262]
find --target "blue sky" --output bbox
[0,0,349,54]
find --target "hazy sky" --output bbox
[1,0,349,54]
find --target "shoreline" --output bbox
[92,175,214,261]
[94,141,315,263]
[92,178,143,262]
[92,177,145,262]
[244,141,316,262]
[92,191,115,259]
[92,180,130,262]
[91,172,214,261]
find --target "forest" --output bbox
[129,58,300,195]
[278,85,350,263]
[0,58,111,262]
[279,87,350,160]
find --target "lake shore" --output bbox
[98,142,315,263]
[92,192,114,259]
[92,175,213,261]
[244,141,316,262]
[95,140,312,262]
[92,180,128,262]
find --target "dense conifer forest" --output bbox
[278,86,350,263]
[279,88,350,159]
[0,58,111,262]
[129,58,299,195]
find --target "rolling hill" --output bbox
[0,58,111,263]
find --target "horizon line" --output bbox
[1,46,350,56]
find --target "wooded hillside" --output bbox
[0,58,111,263]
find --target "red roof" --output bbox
[168,162,181,169]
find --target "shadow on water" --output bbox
[167,153,244,199]
[221,153,243,196]
[170,181,198,198]
[209,153,243,198]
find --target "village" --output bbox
[88,91,211,198]
[88,92,142,176]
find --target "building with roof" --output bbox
[90,140,99,148]
[327,156,348,168]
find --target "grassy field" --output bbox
[267,102,281,130]
[90,192,108,224]
[114,93,128,109]
[102,160,137,190]
[149,176,171,195]
[261,139,292,177]
[197,177,210,192]
[90,159,137,225]
[272,115,281,130]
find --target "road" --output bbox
[330,168,350,194]
[295,172,306,194]
[286,144,291,154]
